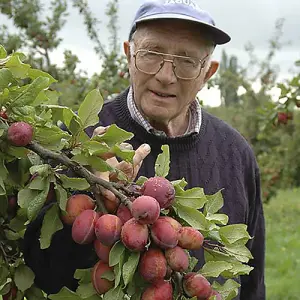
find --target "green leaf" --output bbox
[82,141,110,156]
[40,204,63,249]
[0,68,14,91]
[58,174,90,190]
[48,287,82,300]
[18,188,39,209]
[219,224,252,245]
[204,190,224,215]
[122,251,140,287]
[212,279,240,300]
[175,187,207,209]
[135,176,148,185]
[103,286,124,300]
[155,145,170,177]
[173,203,210,231]
[221,262,253,278]
[172,178,188,192]
[76,283,96,299]
[188,256,198,272]
[74,268,93,284]
[27,182,50,221]
[46,105,80,128]
[28,176,47,191]
[101,270,115,281]
[5,54,31,78]
[0,45,7,58]
[78,89,104,129]
[25,285,47,300]
[224,243,253,263]
[14,264,35,292]
[11,77,50,107]
[206,214,229,226]
[0,195,8,217]
[112,144,135,162]
[109,241,126,267]
[55,184,68,211]
[30,164,52,177]
[92,124,133,147]
[114,251,125,288]
[87,156,114,173]
[200,261,232,278]
[27,69,57,85]
[0,178,6,195]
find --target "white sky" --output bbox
[1,0,300,106]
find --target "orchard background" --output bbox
[0,0,300,299]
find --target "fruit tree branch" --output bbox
[27,141,132,209]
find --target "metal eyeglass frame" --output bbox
[133,49,209,80]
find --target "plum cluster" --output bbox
[61,177,221,300]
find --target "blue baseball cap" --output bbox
[129,0,231,45]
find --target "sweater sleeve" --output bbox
[240,156,266,299]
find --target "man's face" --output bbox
[124,20,218,125]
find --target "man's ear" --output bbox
[204,61,219,83]
[123,41,131,62]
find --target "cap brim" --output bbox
[135,13,231,45]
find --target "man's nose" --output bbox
[155,59,177,84]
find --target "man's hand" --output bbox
[92,126,151,210]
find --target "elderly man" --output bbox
[24,1,265,299]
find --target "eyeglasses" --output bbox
[133,49,209,80]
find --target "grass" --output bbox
[265,188,300,300]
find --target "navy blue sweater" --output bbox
[23,88,265,299]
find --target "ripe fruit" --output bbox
[139,248,167,283]
[3,286,17,300]
[72,210,98,244]
[117,204,132,224]
[150,217,178,249]
[7,195,18,215]
[95,214,122,246]
[7,121,34,147]
[178,227,204,250]
[131,195,160,224]
[161,216,182,232]
[92,261,114,295]
[141,177,175,209]
[121,218,149,251]
[94,240,112,263]
[61,194,95,225]
[103,196,120,213]
[183,273,212,300]
[165,246,189,272]
[277,112,288,125]
[141,280,173,300]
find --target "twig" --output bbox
[0,242,9,265]
[27,141,132,208]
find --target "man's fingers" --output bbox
[133,144,151,166]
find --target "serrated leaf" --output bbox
[11,77,50,107]
[55,184,68,211]
[135,176,148,185]
[206,214,229,225]
[87,156,114,173]
[122,252,140,287]
[109,241,125,267]
[219,224,251,245]
[27,182,50,221]
[46,105,80,128]
[78,89,103,129]
[114,251,125,289]
[28,176,47,191]
[76,282,96,298]
[221,262,253,278]
[155,145,170,177]
[200,261,232,278]
[40,204,63,249]
[30,164,51,176]
[92,124,133,147]
[175,187,207,209]
[103,286,124,300]
[48,287,82,300]
[58,174,90,190]
[18,188,39,209]
[14,264,35,292]
[173,203,209,231]
[204,190,224,215]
